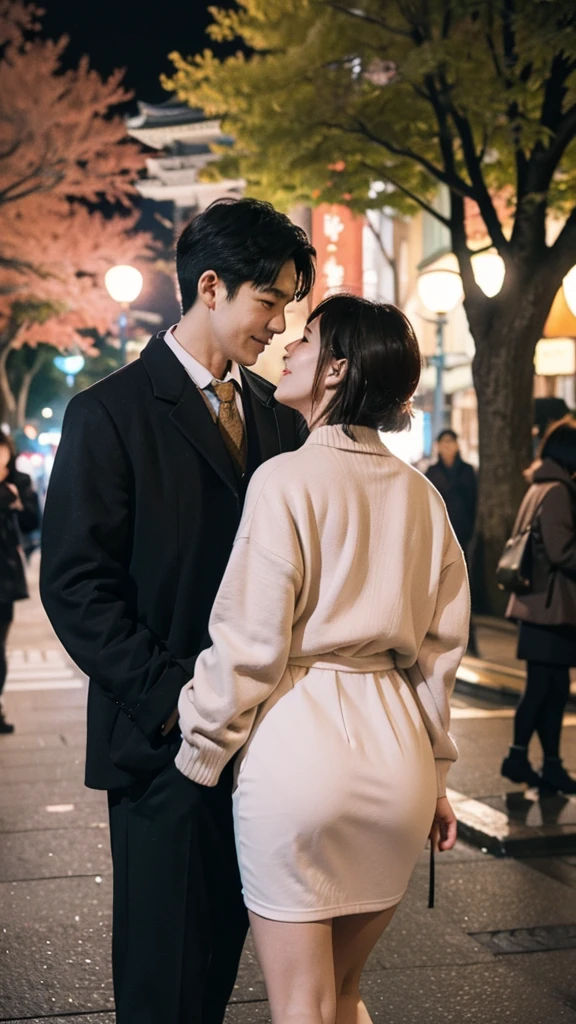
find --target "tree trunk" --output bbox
[467,271,558,613]
[16,347,45,429]
[0,344,17,430]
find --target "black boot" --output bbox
[501,745,540,786]
[0,704,14,734]
[539,757,576,795]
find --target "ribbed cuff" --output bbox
[435,759,452,798]
[174,739,229,787]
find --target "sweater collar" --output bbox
[305,424,389,455]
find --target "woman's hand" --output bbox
[429,796,457,852]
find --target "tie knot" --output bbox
[211,379,236,404]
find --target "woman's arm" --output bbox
[175,535,302,785]
[539,485,576,579]
[406,551,470,798]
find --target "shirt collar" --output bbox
[164,325,242,391]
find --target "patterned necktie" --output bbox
[211,379,247,474]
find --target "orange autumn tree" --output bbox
[0,1,142,226]
[0,0,152,424]
[0,201,155,427]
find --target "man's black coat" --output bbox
[40,333,306,790]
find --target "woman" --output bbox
[502,416,576,794]
[0,434,39,734]
[176,294,470,1024]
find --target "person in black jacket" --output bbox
[40,198,315,1024]
[426,429,478,654]
[0,434,40,733]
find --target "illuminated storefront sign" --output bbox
[312,204,364,302]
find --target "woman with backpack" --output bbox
[502,416,576,794]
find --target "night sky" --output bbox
[39,2,242,326]
[41,1,221,107]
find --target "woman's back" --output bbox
[240,424,461,671]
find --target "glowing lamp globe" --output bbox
[105,265,143,305]
[53,354,85,376]
[417,269,463,314]
[471,252,506,298]
[563,266,576,317]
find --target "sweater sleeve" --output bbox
[175,534,302,785]
[405,550,470,798]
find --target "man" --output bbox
[40,197,315,1024]
[426,428,478,654]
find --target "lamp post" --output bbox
[104,265,144,362]
[417,269,464,444]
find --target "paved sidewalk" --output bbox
[2,565,576,1022]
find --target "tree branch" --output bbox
[429,73,509,253]
[361,161,451,225]
[322,2,412,38]
[344,117,474,197]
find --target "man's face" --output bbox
[438,435,459,464]
[210,260,297,367]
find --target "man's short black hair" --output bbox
[176,197,316,313]
[437,428,458,443]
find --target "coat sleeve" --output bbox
[40,392,190,739]
[405,546,470,798]
[16,474,40,534]
[539,484,576,579]
[175,532,302,786]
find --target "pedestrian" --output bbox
[176,294,470,1024]
[0,434,39,734]
[39,198,316,1024]
[502,416,576,795]
[426,429,478,654]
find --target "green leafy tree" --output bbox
[166,0,576,608]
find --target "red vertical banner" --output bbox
[312,204,365,304]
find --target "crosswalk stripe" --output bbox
[5,680,84,692]
[6,668,75,680]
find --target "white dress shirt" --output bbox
[164,325,244,422]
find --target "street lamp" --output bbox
[471,251,506,298]
[417,268,464,443]
[104,265,144,361]
[562,265,576,317]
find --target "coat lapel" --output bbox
[240,367,281,464]
[141,334,240,496]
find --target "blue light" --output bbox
[53,354,85,376]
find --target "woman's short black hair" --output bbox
[539,415,576,472]
[176,197,316,313]
[308,293,421,434]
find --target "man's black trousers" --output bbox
[107,759,248,1024]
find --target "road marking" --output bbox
[7,668,75,679]
[4,680,84,692]
[451,706,576,724]
[5,648,85,692]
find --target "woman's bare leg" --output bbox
[248,910,337,1024]
[332,907,398,1024]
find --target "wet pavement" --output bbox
[2,559,576,1022]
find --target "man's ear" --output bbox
[325,358,348,390]
[197,270,220,311]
